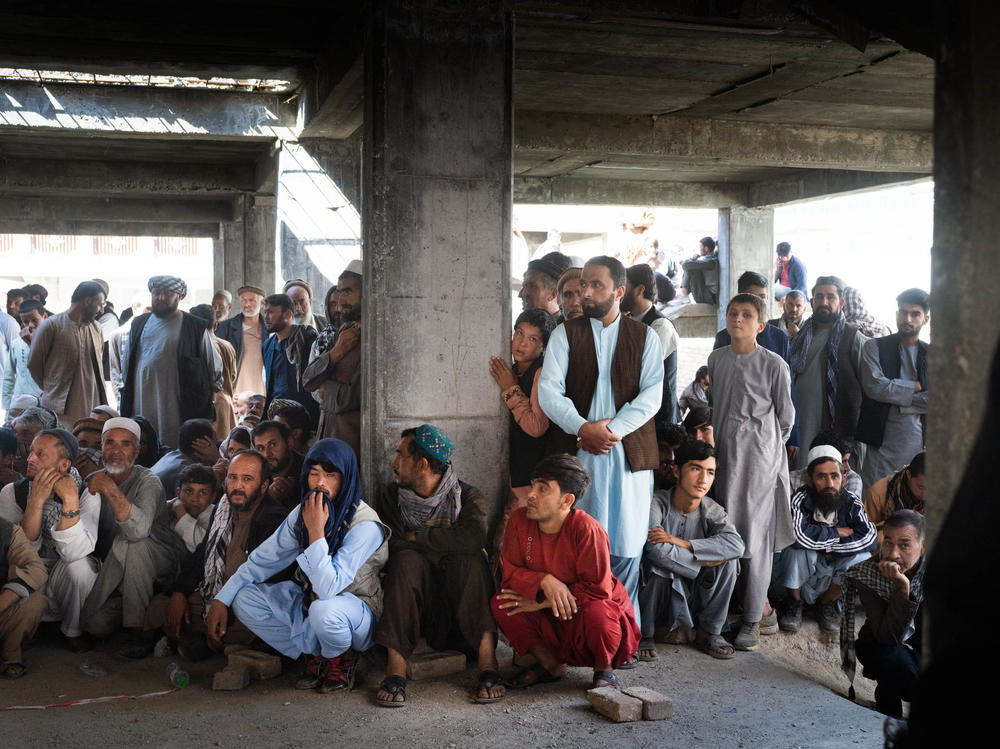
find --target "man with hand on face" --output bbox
[492,454,640,690]
[262,294,319,428]
[253,420,304,511]
[142,450,287,660]
[167,464,217,554]
[638,439,743,661]
[207,439,388,694]
[120,276,221,449]
[770,290,809,342]
[841,510,925,718]
[216,285,268,401]
[539,256,663,631]
[0,429,97,651]
[79,418,186,658]
[27,281,108,430]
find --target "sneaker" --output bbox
[295,654,329,690]
[779,600,804,632]
[759,609,779,636]
[819,600,842,632]
[732,621,760,651]
[318,651,354,694]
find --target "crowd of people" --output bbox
[0,242,928,719]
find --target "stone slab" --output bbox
[622,686,673,721]
[212,665,250,691]
[586,686,643,723]
[405,650,467,681]
[227,649,282,681]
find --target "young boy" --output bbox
[707,293,795,650]
[168,464,217,554]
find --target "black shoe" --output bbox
[116,630,155,661]
[779,599,804,632]
[177,636,212,662]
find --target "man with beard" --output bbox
[856,289,929,492]
[261,294,319,427]
[638,439,743,661]
[557,267,583,321]
[27,281,108,430]
[769,290,809,342]
[789,276,867,471]
[519,251,571,318]
[79,418,186,656]
[773,445,876,634]
[216,285,268,401]
[141,450,287,660]
[624,264,680,425]
[283,279,327,333]
[211,290,232,323]
[0,429,98,651]
[539,256,663,631]
[120,276,221,449]
[303,261,363,453]
[252,420,304,511]
[373,425,502,706]
[864,452,925,551]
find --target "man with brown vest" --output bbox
[539,255,663,629]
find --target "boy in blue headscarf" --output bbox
[207,438,388,692]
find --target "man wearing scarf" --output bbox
[283,278,327,333]
[0,429,97,651]
[840,510,924,718]
[789,276,867,471]
[372,425,502,707]
[208,439,388,693]
[141,451,287,660]
[863,452,925,551]
[773,445,877,634]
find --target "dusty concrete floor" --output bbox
[4,625,887,749]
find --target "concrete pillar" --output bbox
[362,0,513,504]
[214,194,277,295]
[716,206,775,328]
[276,136,362,310]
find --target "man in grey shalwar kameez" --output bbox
[80,419,185,656]
[639,439,744,660]
[708,293,795,651]
[856,289,929,493]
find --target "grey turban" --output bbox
[148,275,188,299]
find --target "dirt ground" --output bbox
[3,624,888,749]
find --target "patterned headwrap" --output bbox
[148,275,188,299]
[412,424,454,463]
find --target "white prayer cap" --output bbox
[806,445,842,467]
[102,417,141,441]
[342,259,363,277]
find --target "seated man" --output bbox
[841,510,925,718]
[0,517,47,679]
[71,417,104,477]
[638,439,743,661]
[167,464,218,554]
[143,451,287,660]
[864,452,924,550]
[773,445,877,634]
[252,420,304,511]
[492,454,640,691]
[789,429,862,498]
[653,423,686,492]
[80,418,187,657]
[150,418,218,499]
[206,439,388,694]
[373,425,501,707]
[0,429,98,650]
[273,402,314,455]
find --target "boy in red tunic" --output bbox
[492,454,640,689]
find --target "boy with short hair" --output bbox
[708,293,796,651]
[168,463,218,553]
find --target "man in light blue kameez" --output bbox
[539,256,663,632]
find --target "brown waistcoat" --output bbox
[551,315,658,472]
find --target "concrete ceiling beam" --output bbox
[514,175,747,207]
[0,195,235,223]
[0,218,219,238]
[745,169,931,207]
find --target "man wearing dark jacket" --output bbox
[261,294,319,428]
[372,425,503,707]
[216,285,268,399]
[141,450,286,659]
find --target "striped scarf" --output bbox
[199,496,233,616]
[790,312,846,427]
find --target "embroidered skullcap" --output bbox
[412,424,454,463]
[9,394,40,411]
[806,445,842,467]
[282,279,313,298]
[266,398,299,420]
[148,275,187,299]
[102,417,141,441]
[38,428,79,462]
[214,289,233,303]
[237,285,266,298]
[526,251,572,283]
[342,259,363,277]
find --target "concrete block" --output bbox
[622,686,673,721]
[586,687,643,723]
[227,649,282,680]
[213,665,250,691]
[405,649,467,681]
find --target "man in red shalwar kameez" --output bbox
[492,454,640,690]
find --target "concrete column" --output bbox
[716,206,774,328]
[362,1,513,505]
[215,194,277,294]
[276,136,362,310]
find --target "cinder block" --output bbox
[213,665,251,691]
[587,686,643,723]
[405,649,467,681]
[228,649,282,680]
[622,686,673,721]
